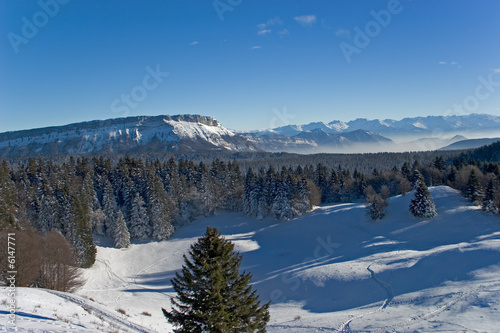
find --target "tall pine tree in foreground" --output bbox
[163,227,270,333]
[410,180,437,219]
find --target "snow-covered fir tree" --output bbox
[243,168,259,217]
[291,178,311,216]
[272,179,294,221]
[482,179,499,214]
[129,192,150,239]
[368,194,387,221]
[114,211,130,249]
[70,191,96,268]
[147,175,175,240]
[102,180,118,237]
[255,172,268,220]
[364,186,387,221]
[410,181,437,219]
[466,169,483,204]
[90,180,105,235]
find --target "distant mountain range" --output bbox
[268,113,500,138]
[1,113,499,158]
[242,129,394,154]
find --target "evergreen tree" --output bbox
[243,168,259,217]
[410,181,437,219]
[410,170,424,189]
[482,179,498,214]
[90,208,106,236]
[256,176,267,220]
[129,192,150,239]
[368,195,387,221]
[401,161,411,180]
[114,211,131,249]
[163,227,270,333]
[0,161,18,228]
[148,175,175,240]
[226,161,244,212]
[433,156,445,171]
[466,169,483,204]
[291,178,311,216]
[70,189,97,268]
[315,163,331,202]
[271,179,293,221]
[102,180,117,237]
[364,186,387,221]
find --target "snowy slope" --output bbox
[4,186,500,332]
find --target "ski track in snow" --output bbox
[46,290,154,333]
[333,279,500,333]
[389,281,500,333]
[367,264,394,309]
[130,252,179,296]
[1,312,92,333]
[334,264,396,332]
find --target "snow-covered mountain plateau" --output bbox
[0,115,258,158]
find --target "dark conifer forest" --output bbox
[1,144,499,271]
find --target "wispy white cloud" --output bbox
[257,23,267,30]
[257,29,272,36]
[267,17,282,26]
[189,41,199,46]
[439,61,460,68]
[335,28,351,38]
[491,68,500,73]
[257,17,282,36]
[277,29,289,37]
[251,46,262,50]
[294,15,317,26]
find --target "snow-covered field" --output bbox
[2,186,500,332]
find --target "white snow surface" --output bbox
[3,186,500,332]
[164,119,235,148]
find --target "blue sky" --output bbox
[1,0,500,132]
